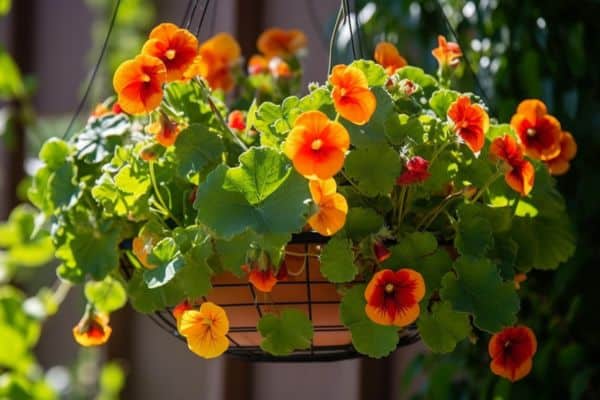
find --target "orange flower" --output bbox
[374,42,407,75]
[145,114,181,147]
[132,233,159,269]
[228,110,246,132]
[91,103,110,118]
[545,131,577,175]
[432,35,462,68]
[172,299,193,325]
[72,310,112,347]
[248,54,269,75]
[185,33,241,92]
[510,99,562,160]
[257,28,307,58]
[179,302,230,359]
[329,64,376,126]
[243,263,288,292]
[513,273,527,289]
[364,269,425,327]
[113,54,167,115]
[448,96,489,154]
[268,57,292,79]
[283,110,350,179]
[489,325,537,382]
[307,178,348,236]
[141,22,198,82]
[490,134,535,196]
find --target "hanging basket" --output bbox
[143,232,420,362]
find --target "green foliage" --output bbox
[174,124,224,180]
[74,114,130,164]
[258,309,313,355]
[344,145,401,197]
[224,147,291,204]
[319,235,357,282]
[417,301,471,353]
[0,45,24,100]
[85,276,127,313]
[195,165,309,239]
[349,60,388,86]
[440,256,519,333]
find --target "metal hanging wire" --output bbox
[62,0,122,140]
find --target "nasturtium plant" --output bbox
[24,20,576,381]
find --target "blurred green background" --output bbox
[0,0,598,399]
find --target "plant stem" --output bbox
[471,171,503,203]
[328,4,345,75]
[53,280,72,306]
[195,78,249,152]
[149,161,182,226]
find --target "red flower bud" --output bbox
[397,156,431,185]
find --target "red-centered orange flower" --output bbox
[490,134,535,196]
[365,269,425,327]
[448,96,489,154]
[510,99,562,160]
[489,325,537,382]
[545,131,577,175]
[141,22,198,82]
[228,110,246,132]
[132,233,159,269]
[257,28,307,58]
[374,42,407,75]
[307,178,348,236]
[113,54,167,115]
[72,310,112,347]
[248,54,269,75]
[329,64,376,126]
[432,35,462,68]
[184,33,241,92]
[373,241,391,263]
[283,110,350,179]
[146,114,181,147]
[179,302,230,359]
[505,159,535,197]
[172,299,193,325]
[490,134,523,165]
[397,156,431,185]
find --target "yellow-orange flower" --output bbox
[489,325,537,382]
[490,134,535,196]
[72,310,112,347]
[141,22,198,82]
[364,269,425,327]
[448,96,489,154]
[132,233,159,269]
[185,33,241,92]
[510,99,562,160]
[545,131,577,175]
[257,28,307,58]
[432,35,462,68]
[179,302,230,359]
[374,42,407,75]
[307,178,348,236]
[113,54,167,115]
[329,64,376,126]
[283,110,350,179]
[145,114,181,147]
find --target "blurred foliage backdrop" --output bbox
[344,0,599,398]
[1,0,599,398]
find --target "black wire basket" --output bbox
[129,232,420,362]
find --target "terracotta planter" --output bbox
[207,242,353,350]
